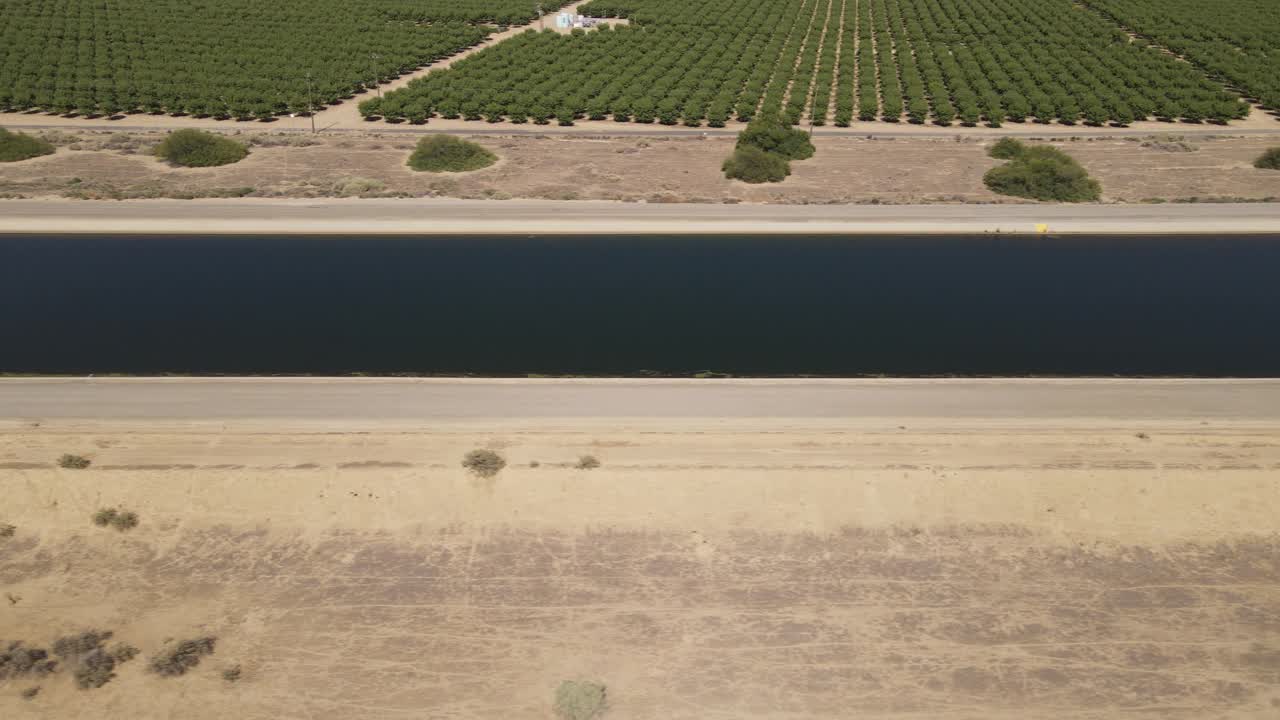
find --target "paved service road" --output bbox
[2,378,1279,421]
[3,198,1279,234]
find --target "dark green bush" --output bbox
[723,146,791,184]
[154,129,248,167]
[0,128,55,162]
[735,118,814,160]
[1256,147,1280,170]
[988,138,1026,160]
[407,135,496,172]
[984,145,1101,202]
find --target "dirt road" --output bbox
[3,198,1279,234]
[4,377,1280,422]
[2,379,1278,718]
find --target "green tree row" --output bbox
[0,0,573,119]
[364,0,1254,127]
[1081,0,1280,112]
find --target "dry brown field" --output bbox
[2,131,1279,205]
[2,380,1279,719]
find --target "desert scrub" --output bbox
[554,680,607,720]
[407,135,496,172]
[150,637,216,677]
[92,508,139,531]
[332,176,386,197]
[222,664,242,682]
[58,453,91,469]
[722,145,791,184]
[462,449,506,478]
[983,145,1101,202]
[1256,147,1280,170]
[111,510,139,530]
[0,523,15,538]
[155,129,248,167]
[0,643,59,679]
[52,630,136,689]
[575,455,601,470]
[0,128,56,162]
[38,130,81,146]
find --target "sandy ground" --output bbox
[1,131,1279,212]
[1,379,1279,718]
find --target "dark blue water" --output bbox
[2,233,1278,376]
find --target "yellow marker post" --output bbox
[1035,223,1049,234]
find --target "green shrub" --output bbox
[984,145,1101,202]
[723,145,791,184]
[407,135,496,172]
[554,680,607,720]
[462,449,506,478]
[154,129,248,167]
[1256,147,1280,170]
[0,128,55,162]
[735,119,814,160]
[58,454,91,469]
[988,138,1026,160]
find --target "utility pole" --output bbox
[537,2,544,28]
[370,53,382,98]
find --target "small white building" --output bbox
[556,12,604,29]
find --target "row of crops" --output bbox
[0,0,570,119]
[1081,0,1280,112]
[362,0,1253,126]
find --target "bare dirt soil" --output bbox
[1,130,1278,204]
[2,415,1279,719]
